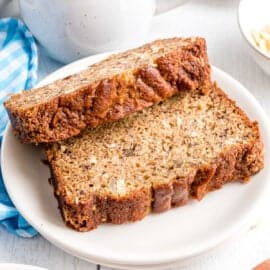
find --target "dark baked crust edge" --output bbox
[46,123,264,232]
[5,38,211,144]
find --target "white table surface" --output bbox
[1,0,270,269]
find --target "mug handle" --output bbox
[155,0,188,15]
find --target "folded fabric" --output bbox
[0,18,38,237]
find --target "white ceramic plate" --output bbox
[2,53,270,269]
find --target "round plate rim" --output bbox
[2,52,270,266]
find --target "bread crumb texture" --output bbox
[46,83,264,231]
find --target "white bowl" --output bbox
[238,0,270,75]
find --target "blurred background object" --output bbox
[0,0,191,63]
[17,0,189,63]
[0,0,19,17]
[238,0,270,75]
[156,0,190,14]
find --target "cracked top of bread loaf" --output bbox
[6,38,205,108]
[4,37,210,143]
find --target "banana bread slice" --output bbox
[4,37,210,144]
[45,83,264,232]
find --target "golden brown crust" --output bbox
[254,259,270,270]
[5,38,210,144]
[47,130,263,232]
[44,81,264,232]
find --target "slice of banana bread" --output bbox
[4,37,210,144]
[45,83,264,232]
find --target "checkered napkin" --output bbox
[0,18,38,237]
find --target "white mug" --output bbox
[0,0,19,17]
[18,0,188,63]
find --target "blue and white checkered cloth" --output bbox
[0,18,38,237]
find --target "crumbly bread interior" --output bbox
[47,83,260,204]
[6,38,199,109]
